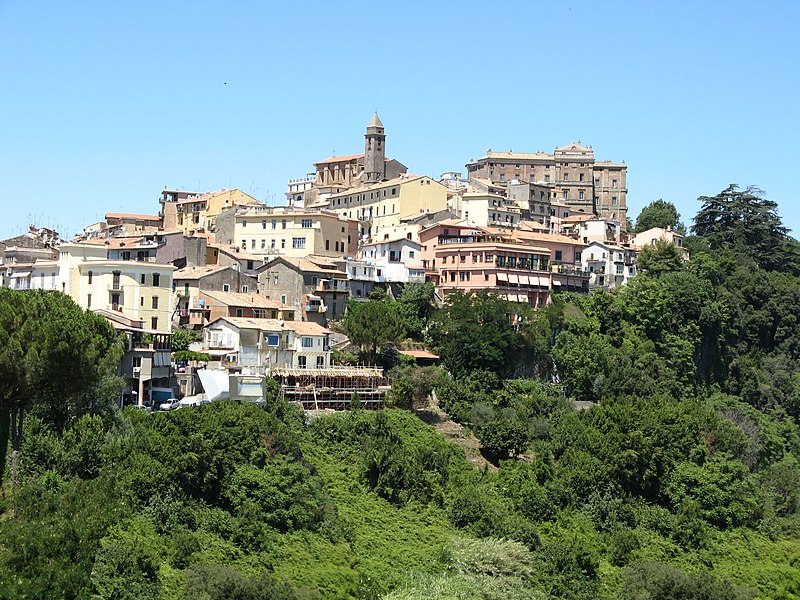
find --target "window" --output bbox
[316,356,325,368]
[409,250,415,258]
[298,356,307,369]
[281,239,286,249]
[555,250,563,261]
[579,190,585,200]
[87,293,92,308]
[262,220,266,229]
[242,220,247,227]
[87,271,93,284]
[261,240,266,249]
[545,174,550,183]
[271,219,277,229]
[266,334,279,346]
[612,179,618,188]
[140,274,146,284]
[236,308,243,317]
[563,173,569,181]
[292,237,306,249]
[281,294,287,304]
[151,317,158,330]
[579,173,585,182]
[562,190,568,199]
[611,196,618,206]
[302,337,314,348]
[281,219,287,229]
[242,285,250,293]
[152,296,158,309]
[301,219,312,228]
[152,273,160,286]
[325,240,330,250]
[251,239,256,249]
[223,283,230,292]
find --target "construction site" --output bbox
[270,365,391,410]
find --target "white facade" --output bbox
[204,317,332,373]
[359,238,425,283]
[461,192,521,228]
[580,241,637,290]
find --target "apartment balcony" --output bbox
[550,263,591,277]
[108,282,123,292]
[316,279,349,293]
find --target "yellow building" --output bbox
[161,188,263,236]
[320,174,449,242]
[57,243,176,332]
[225,206,359,258]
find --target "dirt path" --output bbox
[415,398,498,473]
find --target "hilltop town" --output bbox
[0,114,685,409]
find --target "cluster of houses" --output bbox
[0,115,686,408]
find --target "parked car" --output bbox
[130,404,153,413]
[159,398,180,411]
[178,397,202,409]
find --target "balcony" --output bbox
[108,281,123,292]
[316,279,349,293]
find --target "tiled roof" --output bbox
[217,317,331,335]
[201,290,291,310]
[315,153,364,165]
[173,264,230,279]
[105,213,161,221]
[264,255,345,275]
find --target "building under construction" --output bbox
[270,366,390,410]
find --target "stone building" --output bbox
[465,144,627,226]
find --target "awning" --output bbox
[508,274,519,284]
[496,272,508,282]
[552,279,562,286]
[204,349,237,357]
[518,274,530,286]
[307,294,322,301]
[10,271,31,278]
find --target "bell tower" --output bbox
[364,113,386,184]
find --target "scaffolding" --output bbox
[270,366,390,411]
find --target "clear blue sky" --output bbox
[1,1,798,240]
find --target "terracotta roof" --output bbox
[216,317,331,335]
[315,153,364,166]
[327,174,429,198]
[485,227,585,246]
[105,212,161,221]
[214,244,263,262]
[561,213,595,223]
[263,255,345,275]
[173,264,230,279]
[201,290,291,310]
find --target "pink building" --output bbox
[432,237,553,308]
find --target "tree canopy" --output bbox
[692,184,800,273]
[635,199,685,234]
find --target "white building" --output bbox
[204,317,332,373]
[359,237,425,284]
[580,241,637,290]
